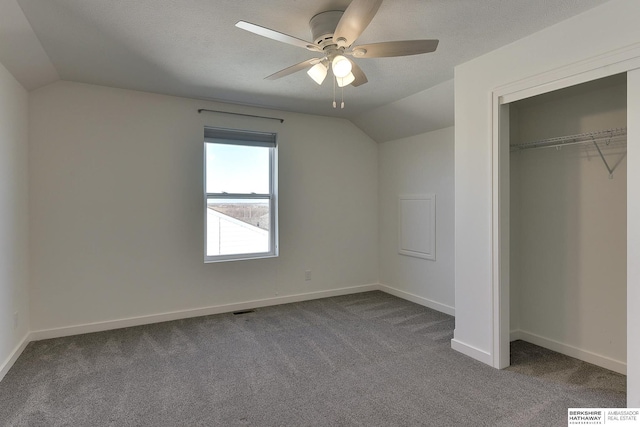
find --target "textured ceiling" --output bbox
[15,0,611,118]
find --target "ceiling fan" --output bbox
[235,0,439,107]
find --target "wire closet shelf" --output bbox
[510,127,627,179]
[510,127,627,151]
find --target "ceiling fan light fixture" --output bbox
[332,55,352,78]
[336,72,355,87]
[236,3,440,110]
[307,62,328,85]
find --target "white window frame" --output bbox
[204,127,278,263]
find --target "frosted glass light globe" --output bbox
[332,55,352,78]
[336,72,355,87]
[307,63,328,85]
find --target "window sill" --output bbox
[204,253,278,263]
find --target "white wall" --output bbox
[0,60,30,379]
[28,81,378,332]
[627,69,640,407]
[378,127,455,314]
[454,0,640,404]
[510,77,627,372]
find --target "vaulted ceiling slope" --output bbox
[1,0,610,141]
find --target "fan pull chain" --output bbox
[333,76,337,108]
[341,86,345,109]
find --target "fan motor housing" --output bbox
[309,10,344,48]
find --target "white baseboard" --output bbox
[510,329,626,375]
[510,330,523,341]
[378,283,455,316]
[30,284,380,341]
[450,338,493,365]
[26,282,457,346]
[0,333,31,382]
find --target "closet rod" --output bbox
[510,127,626,151]
[198,109,284,123]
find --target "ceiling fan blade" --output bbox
[236,21,321,52]
[349,60,368,87]
[351,40,439,58]
[333,0,383,48]
[265,58,320,80]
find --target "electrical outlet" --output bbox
[13,312,18,330]
[305,270,312,281]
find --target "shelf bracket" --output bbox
[592,137,626,179]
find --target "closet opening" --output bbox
[505,73,627,383]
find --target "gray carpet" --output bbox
[0,291,626,426]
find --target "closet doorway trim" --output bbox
[489,42,640,371]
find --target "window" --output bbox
[204,127,278,262]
